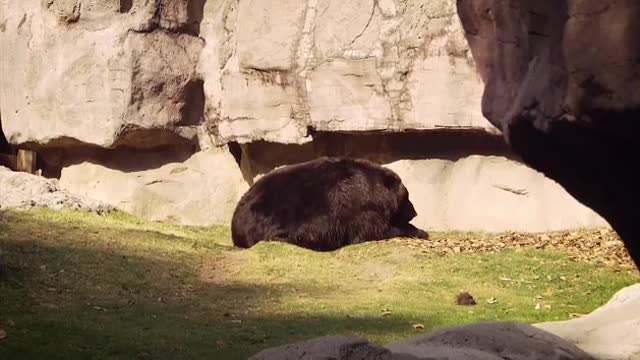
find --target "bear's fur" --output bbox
[231,156,428,251]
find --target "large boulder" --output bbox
[385,155,606,232]
[0,0,205,149]
[456,0,640,267]
[249,335,417,360]
[249,322,595,360]
[58,147,245,225]
[535,283,640,360]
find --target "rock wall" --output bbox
[0,0,609,231]
[0,0,492,149]
[58,131,607,232]
[0,0,206,149]
[199,0,497,144]
[456,0,639,264]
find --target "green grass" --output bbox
[0,208,638,359]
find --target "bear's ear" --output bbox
[382,172,400,189]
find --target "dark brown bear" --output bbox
[231,156,428,251]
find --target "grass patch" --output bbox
[0,208,638,359]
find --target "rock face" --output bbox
[59,147,246,225]
[249,335,414,360]
[535,283,640,360]
[455,0,640,266]
[385,156,607,232]
[249,322,595,360]
[0,0,206,149]
[201,0,496,145]
[387,321,595,360]
[0,0,489,149]
[0,0,615,233]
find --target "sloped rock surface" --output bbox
[535,283,640,360]
[386,321,595,360]
[249,322,595,359]
[249,335,417,360]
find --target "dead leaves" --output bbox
[376,308,424,331]
[401,228,634,269]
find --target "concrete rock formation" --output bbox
[0,0,489,149]
[0,0,615,233]
[535,283,640,360]
[58,147,246,225]
[0,0,206,149]
[456,0,640,266]
[249,335,416,360]
[249,322,595,360]
[202,0,496,144]
[386,321,595,359]
[0,166,114,214]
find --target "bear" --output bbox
[230,156,429,251]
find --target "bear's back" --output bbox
[235,157,393,221]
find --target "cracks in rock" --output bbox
[125,25,206,136]
[293,0,319,78]
[17,14,27,31]
[579,75,614,101]
[527,30,549,38]
[568,4,611,18]
[373,1,417,127]
[204,0,238,147]
[220,0,238,70]
[185,0,207,35]
[131,0,207,37]
[241,68,291,89]
[119,0,133,13]
[179,79,206,126]
[347,0,376,47]
[290,0,319,133]
[493,184,529,196]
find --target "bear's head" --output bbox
[381,169,417,225]
[392,185,418,225]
